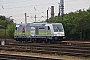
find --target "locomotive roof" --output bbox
[16,22,62,27]
[16,23,28,27]
[32,22,62,24]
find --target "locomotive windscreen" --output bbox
[53,24,63,32]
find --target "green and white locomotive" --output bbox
[14,22,65,43]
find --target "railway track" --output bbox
[0,39,90,58]
[0,43,90,58]
[0,54,61,60]
[0,39,90,45]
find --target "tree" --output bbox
[7,23,15,38]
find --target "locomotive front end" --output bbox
[52,23,65,40]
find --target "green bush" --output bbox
[0,29,5,38]
[7,23,15,38]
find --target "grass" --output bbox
[87,58,90,60]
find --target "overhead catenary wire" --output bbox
[1,1,90,11]
[1,2,89,17]
[0,0,75,9]
[1,0,90,23]
[1,0,78,5]
[1,2,58,9]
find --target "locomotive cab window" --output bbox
[16,27,17,30]
[53,25,63,32]
[48,26,50,30]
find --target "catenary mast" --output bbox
[58,0,64,20]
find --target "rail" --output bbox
[0,54,61,60]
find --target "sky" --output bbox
[0,0,90,23]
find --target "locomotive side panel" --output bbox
[14,24,31,41]
[14,22,65,42]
